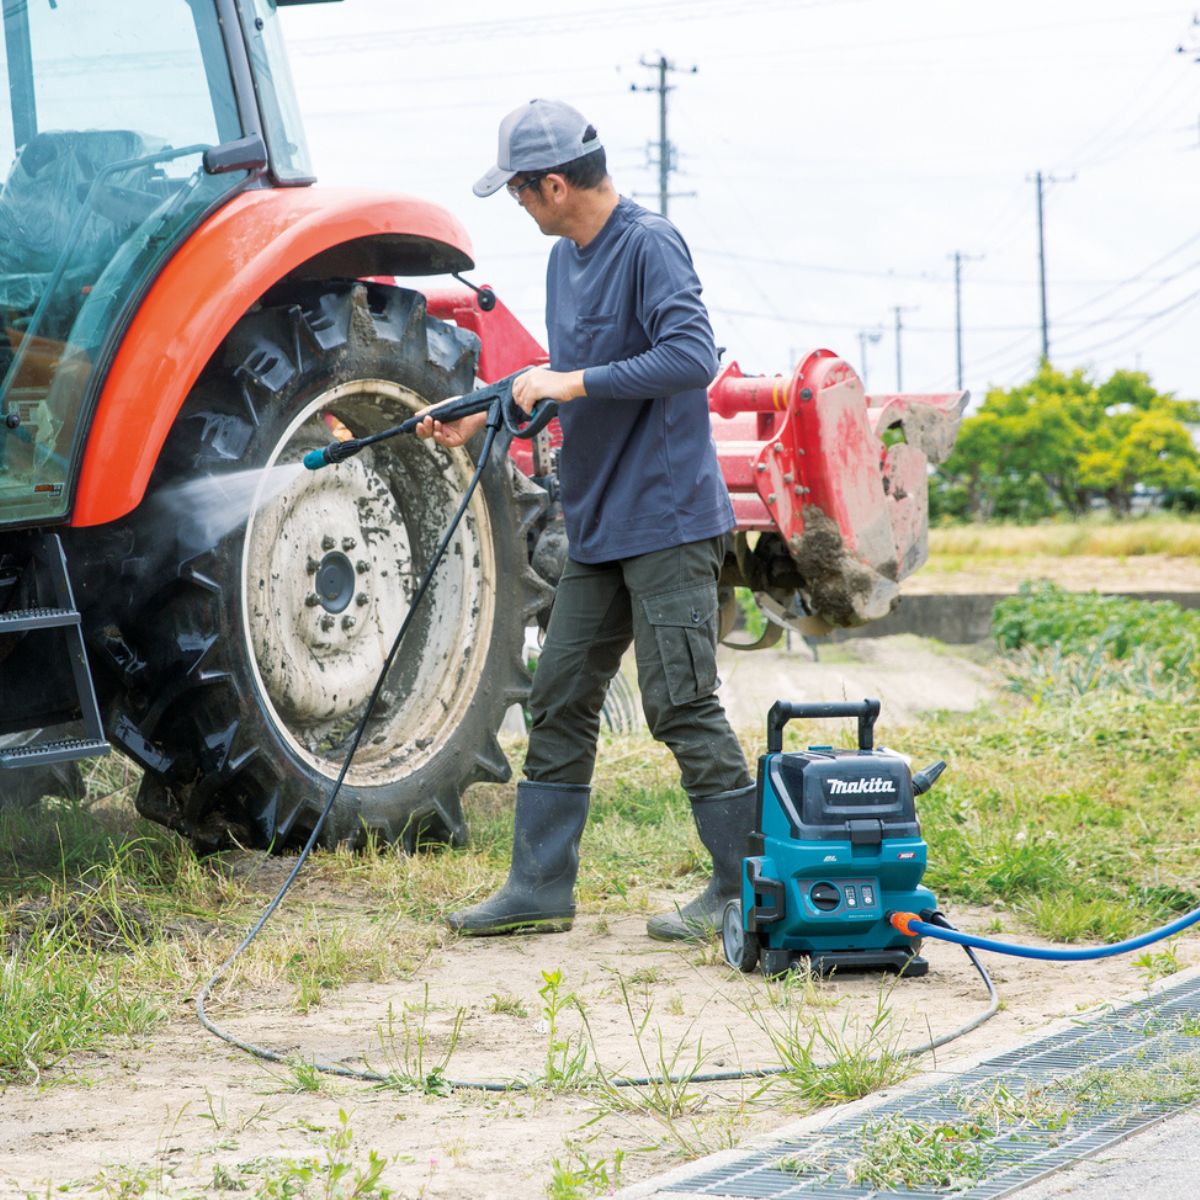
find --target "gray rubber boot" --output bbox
[446,780,590,936]
[646,783,756,942]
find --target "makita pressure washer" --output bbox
[722,698,946,979]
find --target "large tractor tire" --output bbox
[91,282,547,852]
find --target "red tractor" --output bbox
[0,1,964,851]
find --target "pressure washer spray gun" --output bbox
[302,369,557,471]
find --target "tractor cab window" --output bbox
[0,0,249,526]
[238,0,314,183]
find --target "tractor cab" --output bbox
[0,0,311,526]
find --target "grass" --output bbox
[837,1114,993,1191]
[905,686,1200,938]
[0,919,160,1084]
[928,514,1200,560]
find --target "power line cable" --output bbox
[1051,45,1197,173]
[1052,282,1200,360]
[288,0,865,55]
[1054,242,1200,326]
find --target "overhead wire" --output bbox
[289,0,868,55]
[1051,283,1200,360]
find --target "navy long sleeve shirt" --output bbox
[545,196,734,564]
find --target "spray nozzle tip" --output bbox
[303,448,329,471]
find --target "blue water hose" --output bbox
[892,907,1200,961]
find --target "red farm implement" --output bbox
[423,286,967,646]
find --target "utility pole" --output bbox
[948,251,983,390]
[856,328,883,389]
[630,54,697,217]
[893,306,917,391]
[1180,16,1200,146]
[1028,169,1074,361]
[1177,13,1199,62]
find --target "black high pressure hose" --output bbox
[196,379,1000,1092]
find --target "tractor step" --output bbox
[0,533,110,768]
[0,737,110,768]
[0,606,82,631]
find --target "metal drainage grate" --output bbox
[663,971,1200,1199]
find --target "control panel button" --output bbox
[845,886,858,908]
[861,884,876,906]
[809,882,840,911]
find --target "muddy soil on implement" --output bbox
[0,620,1191,1199]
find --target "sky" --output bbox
[277,0,1200,409]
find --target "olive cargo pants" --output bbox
[524,534,753,797]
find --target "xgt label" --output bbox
[828,777,897,795]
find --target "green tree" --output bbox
[930,363,1198,521]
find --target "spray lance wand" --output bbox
[302,368,558,471]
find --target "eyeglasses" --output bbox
[506,174,545,200]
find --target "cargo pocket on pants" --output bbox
[642,582,720,706]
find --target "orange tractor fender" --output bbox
[71,188,474,528]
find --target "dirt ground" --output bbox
[1,565,1191,1199]
[3,902,1195,1199]
[715,634,998,730]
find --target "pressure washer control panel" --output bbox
[769,747,920,845]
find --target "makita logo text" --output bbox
[828,777,896,795]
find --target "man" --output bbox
[418,98,754,943]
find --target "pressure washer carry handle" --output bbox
[766,698,881,753]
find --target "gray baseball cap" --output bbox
[473,99,603,197]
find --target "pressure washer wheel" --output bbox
[721,899,760,973]
[95,282,547,853]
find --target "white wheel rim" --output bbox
[240,380,497,785]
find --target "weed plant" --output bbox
[537,967,597,1091]
[546,1143,624,1200]
[0,919,159,1083]
[241,1109,393,1198]
[746,982,913,1110]
[955,1080,1076,1133]
[591,975,709,1124]
[370,986,464,1095]
[828,1114,994,1191]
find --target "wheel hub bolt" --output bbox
[356,560,369,574]
[321,535,336,550]
[356,593,369,607]
[306,557,320,574]
[319,614,334,631]
[304,593,321,607]
[341,615,356,631]
[342,537,357,551]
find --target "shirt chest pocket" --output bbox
[575,312,618,355]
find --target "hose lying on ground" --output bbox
[196,386,1001,1091]
[891,907,1200,962]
